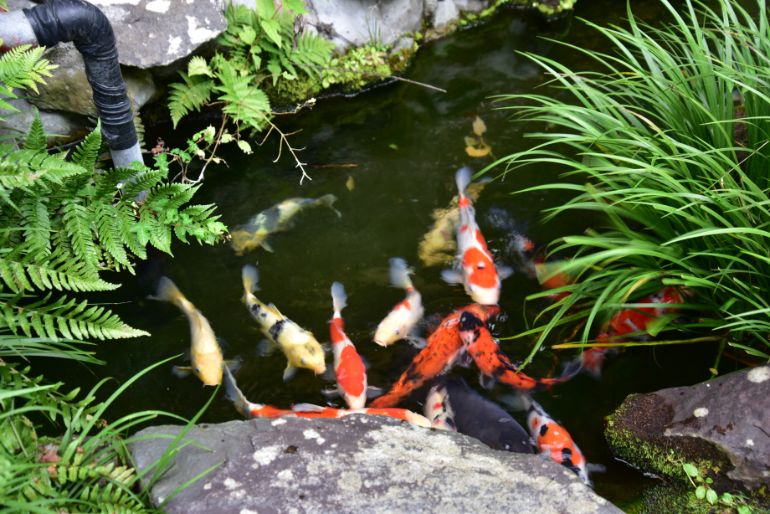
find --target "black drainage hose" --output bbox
[20,0,142,166]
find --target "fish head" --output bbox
[373,311,407,346]
[193,351,224,386]
[462,248,501,305]
[424,383,455,430]
[288,340,327,375]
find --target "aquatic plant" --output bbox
[489,0,770,365]
[0,41,225,512]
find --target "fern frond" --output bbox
[0,294,148,340]
[117,169,165,200]
[61,200,99,274]
[93,203,131,271]
[215,60,270,130]
[0,150,89,196]
[93,167,135,200]
[71,125,102,172]
[23,114,47,152]
[0,44,53,94]
[115,207,146,260]
[0,250,116,293]
[168,72,214,128]
[20,195,51,257]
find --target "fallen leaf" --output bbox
[465,141,491,157]
[346,175,355,191]
[472,115,487,136]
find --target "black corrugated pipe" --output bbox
[0,0,143,168]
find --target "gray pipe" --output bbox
[0,2,143,169]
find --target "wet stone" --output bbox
[130,415,620,514]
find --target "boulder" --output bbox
[605,365,770,493]
[130,415,621,514]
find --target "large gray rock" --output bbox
[130,415,620,514]
[606,365,770,492]
[304,0,426,51]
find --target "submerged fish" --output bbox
[441,167,511,305]
[152,276,224,386]
[425,377,535,453]
[369,303,500,408]
[504,394,598,485]
[458,311,576,391]
[418,180,490,268]
[373,258,424,347]
[230,194,341,254]
[223,366,430,428]
[566,286,684,379]
[330,282,367,409]
[241,264,326,381]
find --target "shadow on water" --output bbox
[37,1,745,509]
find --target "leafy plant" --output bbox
[681,462,755,513]
[0,41,226,512]
[167,0,334,183]
[489,0,770,366]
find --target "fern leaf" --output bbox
[61,200,99,275]
[0,45,53,94]
[214,60,271,130]
[168,72,214,128]
[117,169,165,200]
[23,113,47,152]
[1,294,148,340]
[20,195,51,258]
[93,203,132,271]
[93,167,136,200]
[116,207,146,260]
[71,125,103,171]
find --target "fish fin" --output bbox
[455,166,473,194]
[441,269,464,285]
[283,364,297,382]
[404,336,427,349]
[260,239,275,253]
[292,402,325,412]
[317,193,341,217]
[498,392,532,412]
[497,265,514,280]
[257,339,277,357]
[366,385,384,399]
[478,373,496,390]
[560,356,584,381]
[320,387,340,399]
[150,276,181,303]
[587,463,607,474]
[330,281,347,314]
[225,357,242,374]
[241,265,260,295]
[388,257,414,290]
[172,365,192,379]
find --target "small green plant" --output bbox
[167,0,334,183]
[320,44,392,91]
[682,462,754,513]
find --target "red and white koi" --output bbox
[457,311,576,391]
[329,282,367,409]
[369,304,500,408]
[442,167,511,305]
[424,382,457,431]
[223,366,430,428]
[374,257,424,347]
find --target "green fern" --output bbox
[168,72,214,128]
[70,122,102,172]
[23,114,47,152]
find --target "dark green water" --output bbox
[41,1,745,510]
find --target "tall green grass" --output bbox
[488,0,770,365]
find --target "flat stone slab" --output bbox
[130,415,620,514]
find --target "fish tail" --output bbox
[388,257,414,290]
[455,167,473,195]
[331,281,347,314]
[223,366,251,418]
[561,355,584,381]
[241,264,260,299]
[318,193,342,218]
[153,276,183,305]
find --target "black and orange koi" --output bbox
[369,304,500,408]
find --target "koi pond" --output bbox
[41,0,743,509]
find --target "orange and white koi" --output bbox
[329,282,367,409]
[518,394,594,485]
[223,366,430,428]
[374,258,424,347]
[369,303,500,408]
[151,276,224,386]
[441,167,511,305]
[424,381,456,431]
[458,311,576,391]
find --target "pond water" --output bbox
[41,1,745,509]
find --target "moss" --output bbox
[533,0,577,17]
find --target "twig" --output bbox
[188,115,230,185]
[267,120,312,184]
[391,75,447,93]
